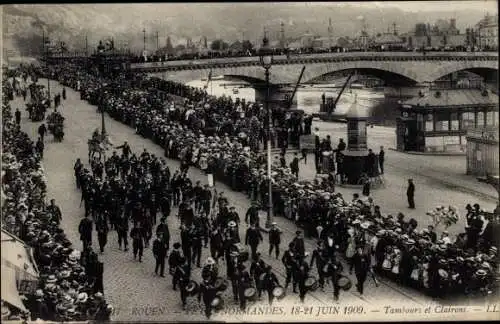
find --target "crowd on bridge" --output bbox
[129,45,495,64]
[40,61,499,302]
[1,76,113,321]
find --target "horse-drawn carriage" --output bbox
[46,111,65,141]
[26,100,49,122]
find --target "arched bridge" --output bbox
[132,52,498,85]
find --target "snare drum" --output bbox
[244,287,257,301]
[337,276,352,291]
[231,243,249,262]
[214,277,228,292]
[185,280,199,296]
[272,286,286,300]
[304,276,319,292]
[211,295,224,311]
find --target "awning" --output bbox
[1,266,28,313]
[1,229,39,289]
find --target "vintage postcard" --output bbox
[1,1,499,322]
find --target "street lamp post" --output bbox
[259,36,274,230]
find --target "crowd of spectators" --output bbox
[2,75,113,321]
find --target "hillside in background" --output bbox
[2,3,495,57]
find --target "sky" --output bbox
[300,1,497,13]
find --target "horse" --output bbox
[88,139,106,162]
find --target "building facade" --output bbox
[397,89,499,153]
[476,13,499,50]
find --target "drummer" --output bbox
[198,278,217,319]
[201,257,218,283]
[310,241,328,291]
[261,265,280,306]
[174,256,191,310]
[249,253,266,298]
[282,243,295,291]
[323,259,343,301]
[294,252,310,302]
[236,263,252,311]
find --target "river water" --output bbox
[186,79,399,126]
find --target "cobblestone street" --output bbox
[14,79,497,322]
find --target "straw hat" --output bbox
[46,275,57,284]
[76,292,88,304]
[476,269,487,276]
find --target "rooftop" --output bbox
[374,33,404,45]
[402,89,499,108]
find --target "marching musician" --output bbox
[323,259,342,301]
[245,201,260,227]
[191,222,204,268]
[169,243,184,287]
[261,265,280,306]
[294,253,310,303]
[130,222,144,262]
[152,233,168,277]
[268,222,282,259]
[236,263,252,311]
[198,278,217,319]
[201,257,218,283]
[209,227,224,262]
[180,224,193,267]
[250,253,266,298]
[290,231,305,257]
[230,251,242,303]
[282,243,295,291]
[245,223,264,261]
[310,241,327,291]
[174,256,190,310]
[353,246,370,296]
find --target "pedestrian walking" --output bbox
[290,231,305,257]
[38,123,47,142]
[153,234,168,277]
[261,265,280,305]
[175,257,190,309]
[116,214,129,252]
[198,279,217,319]
[407,179,415,209]
[290,152,303,178]
[362,178,371,197]
[353,247,370,296]
[268,222,281,259]
[131,222,144,262]
[294,253,310,302]
[62,87,66,100]
[96,217,109,254]
[78,214,93,252]
[245,223,263,260]
[15,108,21,125]
[379,146,385,174]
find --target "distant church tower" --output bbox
[280,21,286,49]
[328,18,333,48]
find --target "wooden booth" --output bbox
[466,127,500,176]
[397,89,499,153]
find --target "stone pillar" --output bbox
[254,84,298,109]
[342,96,370,185]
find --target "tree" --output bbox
[210,39,229,51]
[241,40,254,52]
